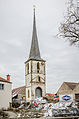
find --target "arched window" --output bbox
[28,90,30,98]
[35,87,42,98]
[37,62,40,73]
[38,76,40,82]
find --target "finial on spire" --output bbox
[33,5,36,13]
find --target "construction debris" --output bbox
[11,97,79,118]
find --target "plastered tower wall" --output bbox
[25,60,46,102]
[25,61,32,101]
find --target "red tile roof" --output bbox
[12,86,26,95]
[64,82,78,90]
[0,77,11,83]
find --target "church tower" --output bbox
[25,8,46,102]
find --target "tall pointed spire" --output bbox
[29,7,43,61]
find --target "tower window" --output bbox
[37,62,40,73]
[44,65,45,74]
[28,90,30,98]
[27,63,29,74]
[38,76,40,82]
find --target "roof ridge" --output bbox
[0,76,5,80]
[12,85,26,94]
[0,76,11,83]
[64,81,78,84]
[12,85,25,90]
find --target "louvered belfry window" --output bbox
[28,90,30,98]
[37,62,40,73]
[27,63,29,74]
[38,76,40,82]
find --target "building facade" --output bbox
[57,82,79,101]
[0,75,12,109]
[25,9,46,102]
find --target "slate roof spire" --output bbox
[29,7,43,61]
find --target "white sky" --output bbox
[0,0,79,93]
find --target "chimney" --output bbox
[7,74,10,82]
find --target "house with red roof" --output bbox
[0,75,12,109]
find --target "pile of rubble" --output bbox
[17,109,44,118]
[14,97,79,118]
[17,98,45,118]
[52,108,79,117]
[0,110,9,118]
[44,102,79,117]
[30,97,79,117]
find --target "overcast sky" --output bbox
[0,0,79,93]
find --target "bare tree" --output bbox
[59,0,79,46]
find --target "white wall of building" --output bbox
[0,81,12,109]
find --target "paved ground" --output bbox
[21,116,79,119]
[39,116,78,118]
[46,116,79,119]
[4,111,79,119]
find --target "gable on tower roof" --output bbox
[28,8,44,61]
